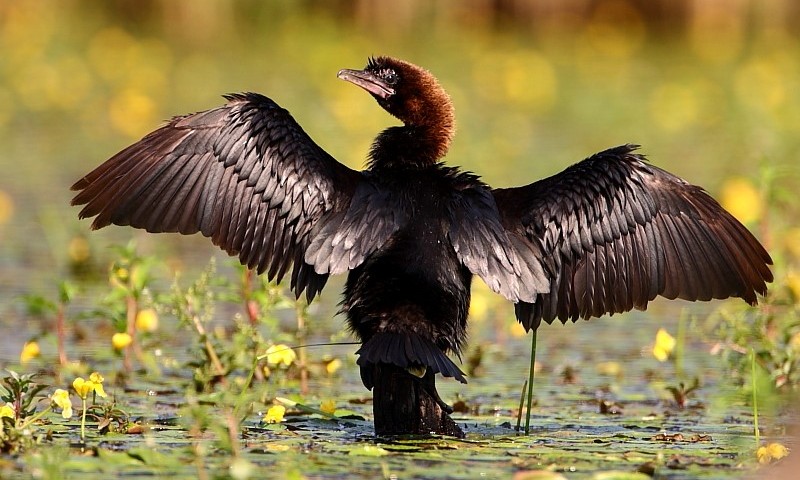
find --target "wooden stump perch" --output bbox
[371,363,464,438]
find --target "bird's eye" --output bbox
[382,69,399,86]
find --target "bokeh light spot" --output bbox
[0,189,14,225]
[109,89,158,138]
[473,50,558,115]
[735,59,787,113]
[719,177,763,225]
[68,236,91,263]
[649,83,699,132]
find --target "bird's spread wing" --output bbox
[304,177,409,276]
[72,92,402,301]
[448,173,549,303]
[492,144,773,330]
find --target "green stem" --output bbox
[80,398,87,441]
[751,348,760,448]
[516,380,527,432]
[238,356,258,411]
[524,329,538,435]
[17,406,53,430]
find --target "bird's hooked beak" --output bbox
[337,68,395,99]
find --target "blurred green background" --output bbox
[1,0,798,312]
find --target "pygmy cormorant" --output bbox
[71,56,772,436]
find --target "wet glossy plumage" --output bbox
[72,56,772,390]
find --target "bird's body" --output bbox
[72,56,772,436]
[343,165,480,387]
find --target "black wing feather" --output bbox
[493,144,772,330]
[72,92,399,300]
[448,178,549,303]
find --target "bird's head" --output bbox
[338,56,454,134]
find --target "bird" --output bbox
[71,56,773,436]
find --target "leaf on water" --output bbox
[592,471,652,480]
[125,447,184,468]
[665,454,691,470]
[126,424,145,434]
[652,433,684,442]
[380,444,424,452]
[598,400,623,415]
[348,445,390,457]
[512,470,568,480]
[320,399,336,415]
[329,409,365,420]
[97,448,146,467]
[265,444,291,452]
[276,396,340,420]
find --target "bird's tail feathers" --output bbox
[356,332,467,389]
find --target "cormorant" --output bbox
[71,56,772,437]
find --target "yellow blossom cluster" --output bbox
[51,389,73,419]
[652,328,676,362]
[135,308,159,332]
[757,442,790,464]
[112,332,133,350]
[73,373,108,400]
[264,405,286,424]
[19,341,40,364]
[265,344,297,367]
[0,403,15,419]
[49,372,108,421]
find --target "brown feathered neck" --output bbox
[339,56,455,169]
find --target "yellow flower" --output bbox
[112,332,133,350]
[73,377,93,399]
[135,308,159,332]
[757,442,790,464]
[73,377,106,400]
[89,372,108,398]
[325,358,342,375]
[51,389,73,419]
[320,399,336,415]
[20,341,41,364]
[0,403,15,419]
[264,405,286,424]
[653,328,676,362]
[265,344,296,367]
